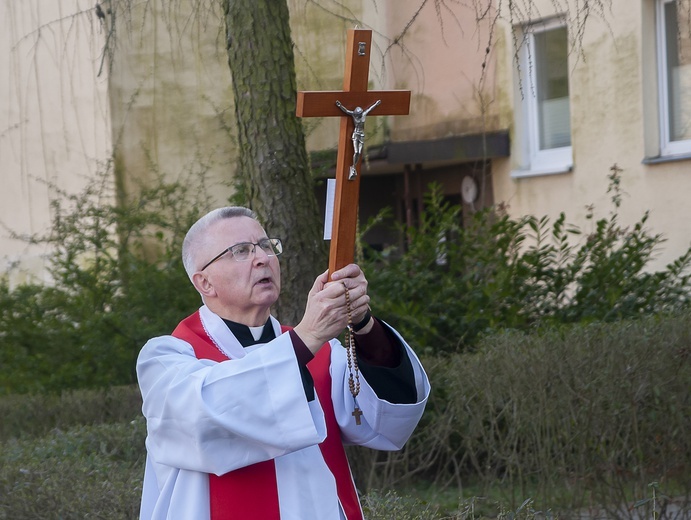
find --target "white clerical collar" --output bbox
[248,325,265,341]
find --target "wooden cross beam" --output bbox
[296,28,411,277]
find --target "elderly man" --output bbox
[136,206,430,520]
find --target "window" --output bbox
[512,19,572,177]
[657,0,691,157]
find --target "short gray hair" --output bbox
[182,206,258,278]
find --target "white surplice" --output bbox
[137,305,430,520]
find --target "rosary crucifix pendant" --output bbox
[352,401,363,425]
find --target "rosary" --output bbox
[342,283,362,425]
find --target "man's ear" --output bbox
[192,272,216,299]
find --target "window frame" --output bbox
[512,17,573,178]
[656,0,691,157]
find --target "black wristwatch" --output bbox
[352,309,372,332]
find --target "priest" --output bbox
[136,206,430,520]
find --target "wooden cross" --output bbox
[296,28,411,277]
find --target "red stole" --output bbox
[172,311,363,520]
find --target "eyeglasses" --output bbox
[200,238,283,271]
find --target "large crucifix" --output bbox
[296,28,411,277]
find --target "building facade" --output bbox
[2,0,689,282]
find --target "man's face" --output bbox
[197,216,281,324]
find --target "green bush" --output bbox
[0,170,210,394]
[363,168,690,353]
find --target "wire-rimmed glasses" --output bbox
[200,238,282,271]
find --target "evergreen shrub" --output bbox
[0,171,210,394]
[363,168,690,353]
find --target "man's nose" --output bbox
[252,244,270,263]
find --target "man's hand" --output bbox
[293,264,371,354]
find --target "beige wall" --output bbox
[493,0,691,272]
[375,0,508,141]
[0,0,112,284]
[1,0,240,285]
[107,1,237,201]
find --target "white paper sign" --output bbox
[323,178,336,240]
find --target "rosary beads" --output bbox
[342,283,362,425]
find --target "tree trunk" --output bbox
[223,0,327,324]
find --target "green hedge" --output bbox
[3,315,688,518]
[0,385,142,441]
[0,420,145,519]
[349,312,691,517]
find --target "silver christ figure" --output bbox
[335,99,381,179]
